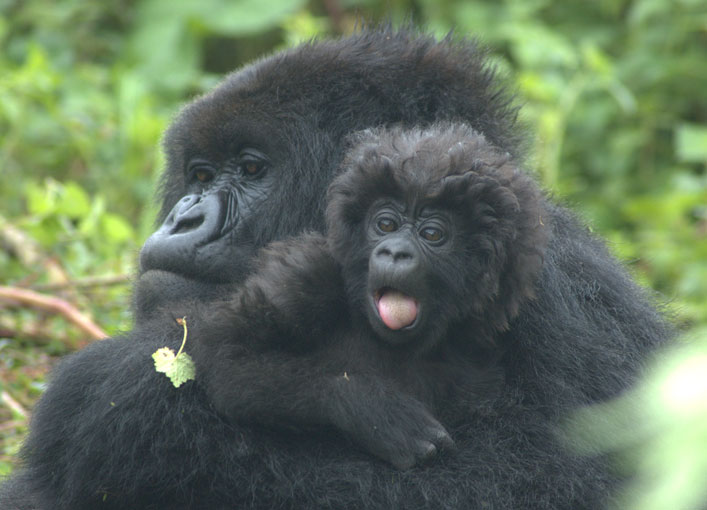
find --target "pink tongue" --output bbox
[377,290,418,330]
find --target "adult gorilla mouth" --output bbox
[372,288,420,331]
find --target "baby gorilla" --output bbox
[189,123,547,469]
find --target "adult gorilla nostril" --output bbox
[180,194,201,206]
[171,215,205,235]
[170,197,207,235]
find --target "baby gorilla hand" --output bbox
[329,375,455,469]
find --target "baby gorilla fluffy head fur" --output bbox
[327,122,548,355]
[188,122,548,470]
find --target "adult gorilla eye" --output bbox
[188,164,215,184]
[195,169,213,183]
[244,161,262,175]
[239,149,268,177]
[420,227,444,243]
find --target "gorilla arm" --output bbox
[184,234,455,469]
[222,233,348,352]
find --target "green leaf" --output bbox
[152,347,176,373]
[25,182,54,217]
[676,124,707,163]
[169,352,196,388]
[56,181,91,219]
[100,213,134,243]
[152,347,195,388]
[152,317,195,388]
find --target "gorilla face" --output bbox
[139,109,293,283]
[139,142,280,281]
[362,199,457,348]
[327,124,548,354]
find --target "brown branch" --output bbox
[1,390,28,419]
[0,286,107,340]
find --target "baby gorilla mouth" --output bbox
[375,288,419,330]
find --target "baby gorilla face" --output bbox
[364,200,456,346]
[327,122,548,355]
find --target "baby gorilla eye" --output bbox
[377,218,399,233]
[420,227,444,243]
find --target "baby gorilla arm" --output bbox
[187,234,454,469]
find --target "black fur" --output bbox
[0,28,671,510]
[191,124,541,470]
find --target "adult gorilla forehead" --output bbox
[167,28,520,156]
[164,104,287,182]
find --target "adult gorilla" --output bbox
[0,28,670,510]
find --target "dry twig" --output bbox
[0,285,107,340]
[1,390,28,419]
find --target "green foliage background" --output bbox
[0,0,705,507]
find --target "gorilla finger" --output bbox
[414,440,439,464]
[429,427,455,450]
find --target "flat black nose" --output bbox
[139,192,230,273]
[373,237,418,270]
[169,195,206,234]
